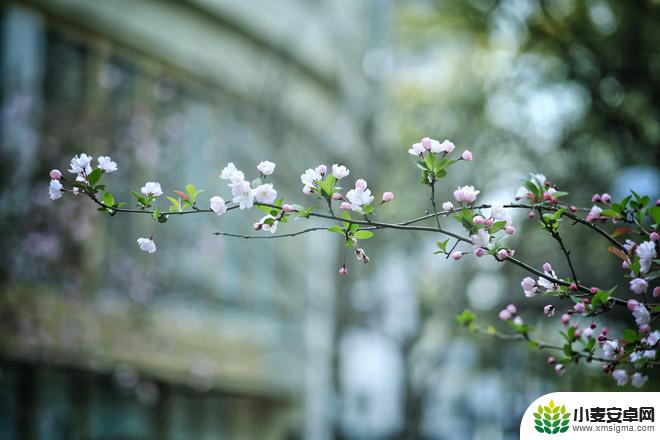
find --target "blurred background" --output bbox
[0,0,658,439]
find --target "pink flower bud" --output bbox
[485,218,494,227]
[544,305,555,317]
[590,287,598,295]
[650,232,659,242]
[451,251,463,260]
[497,249,508,260]
[528,211,535,219]
[355,179,368,191]
[601,193,611,203]
[331,192,342,201]
[474,248,486,257]
[627,299,640,312]
[505,225,516,235]
[569,283,577,291]
[382,192,394,203]
[547,356,556,365]
[653,286,660,298]
[50,169,62,180]
[461,150,473,161]
[554,364,565,375]
[561,314,570,325]
[473,215,485,225]
[282,204,293,212]
[499,309,511,320]
[574,303,585,313]
[506,304,517,314]
[339,265,348,276]
[591,194,601,203]
[340,202,351,211]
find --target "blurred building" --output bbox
[0,1,386,438]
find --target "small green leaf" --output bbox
[87,168,103,186]
[354,230,374,240]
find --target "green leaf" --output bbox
[456,310,476,327]
[102,192,115,207]
[87,168,103,186]
[354,230,374,240]
[623,328,638,343]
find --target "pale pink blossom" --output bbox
[332,164,350,179]
[629,278,648,294]
[453,185,480,203]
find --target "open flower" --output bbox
[301,168,322,192]
[408,142,425,156]
[257,161,276,176]
[612,369,628,386]
[230,180,255,209]
[636,241,657,274]
[629,278,648,294]
[141,181,163,197]
[97,156,118,173]
[137,237,156,254]
[49,179,63,200]
[346,181,374,212]
[521,277,537,297]
[209,196,227,215]
[254,183,278,204]
[68,153,93,175]
[453,185,480,203]
[332,164,350,179]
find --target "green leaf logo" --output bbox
[533,400,570,434]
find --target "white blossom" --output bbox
[300,168,322,190]
[68,153,93,175]
[631,372,647,388]
[141,181,163,197]
[137,237,156,254]
[612,369,628,386]
[49,179,63,200]
[257,161,276,176]
[647,330,660,346]
[332,164,350,179]
[632,304,650,327]
[209,196,227,215]
[258,215,278,234]
[230,180,255,210]
[254,183,277,204]
[345,187,374,212]
[220,162,244,183]
[97,156,118,173]
[602,340,620,360]
[636,241,657,274]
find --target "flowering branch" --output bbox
[48,139,659,388]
